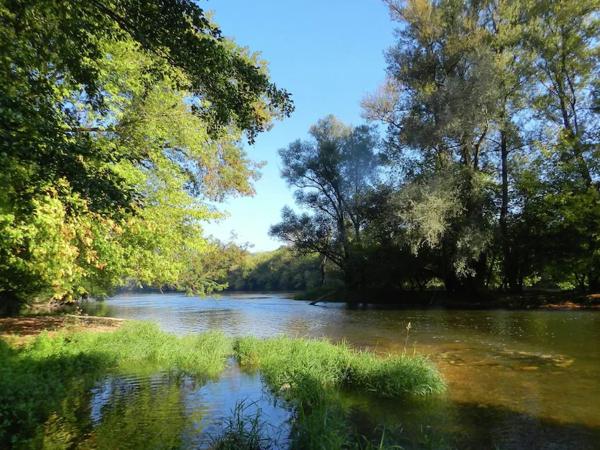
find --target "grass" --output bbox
[0,322,232,447]
[234,335,445,449]
[1,322,445,449]
[234,336,445,398]
[209,400,276,450]
[19,321,233,377]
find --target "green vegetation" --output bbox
[271,0,600,301]
[0,0,292,313]
[226,247,336,292]
[209,401,273,450]
[235,336,445,397]
[0,322,443,448]
[235,336,444,449]
[0,322,232,447]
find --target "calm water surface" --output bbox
[80,292,600,449]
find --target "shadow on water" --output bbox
[345,392,600,450]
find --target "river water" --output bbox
[80,292,600,449]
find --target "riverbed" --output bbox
[81,292,600,449]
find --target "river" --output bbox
[80,292,600,449]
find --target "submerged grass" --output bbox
[1,322,445,449]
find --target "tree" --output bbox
[0,0,293,312]
[364,0,501,292]
[362,0,599,295]
[226,247,325,292]
[520,0,600,289]
[270,116,380,285]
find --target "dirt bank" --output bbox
[0,315,124,345]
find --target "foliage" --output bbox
[273,0,599,298]
[226,247,329,292]
[0,0,293,311]
[270,116,381,285]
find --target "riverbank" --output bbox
[0,315,124,345]
[297,288,600,310]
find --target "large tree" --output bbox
[363,0,599,294]
[270,116,379,285]
[363,0,502,292]
[0,0,292,311]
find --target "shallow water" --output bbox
[41,360,291,449]
[80,292,600,449]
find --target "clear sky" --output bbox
[203,0,396,251]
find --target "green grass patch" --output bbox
[234,336,445,398]
[0,322,232,447]
[234,335,445,449]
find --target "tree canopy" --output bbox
[0,0,292,312]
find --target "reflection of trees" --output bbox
[89,376,190,449]
[39,381,94,449]
[41,374,199,449]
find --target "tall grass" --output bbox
[24,321,232,377]
[234,336,445,398]
[234,335,445,449]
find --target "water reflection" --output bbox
[41,362,291,449]
[83,292,600,448]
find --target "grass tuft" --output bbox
[209,400,275,450]
[234,336,445,398]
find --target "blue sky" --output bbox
[203,0,396,251]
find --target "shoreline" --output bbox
[292,290,600,311]
[0,314,124,345]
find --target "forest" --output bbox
[1,0,599,314]
[229,0,600,303]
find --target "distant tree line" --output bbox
[271,0,600,297]
[226,247,333,292]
